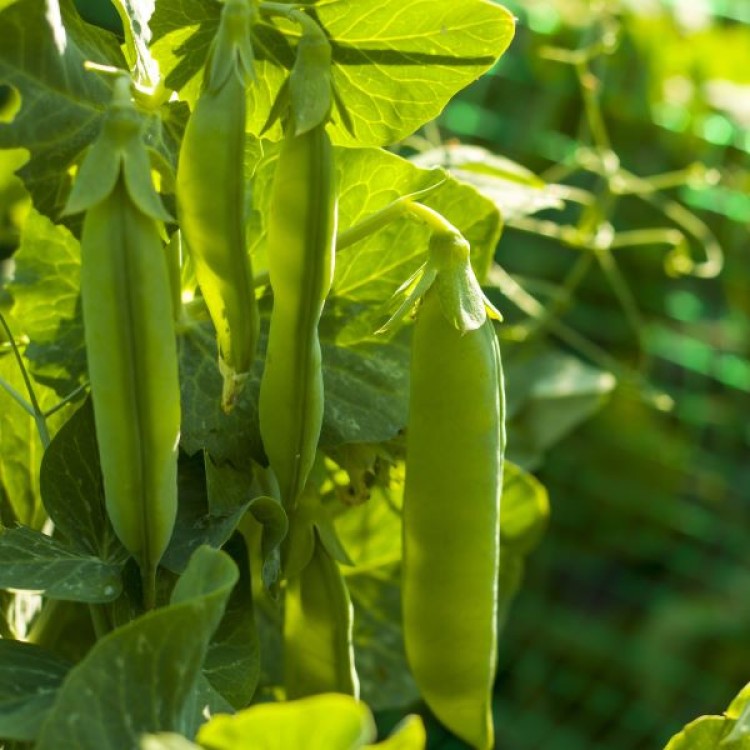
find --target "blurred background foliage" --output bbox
[418,0,749,748]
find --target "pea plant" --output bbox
[0,0,741,749]
[0,0,527,747]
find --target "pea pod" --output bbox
[176,0,258,412]
[257,11,337,509]
[284,529,358,699]
[64,76,181,608]
[258,120,336,509]
[400,228,505,750]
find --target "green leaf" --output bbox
[7,208,85,394]
[726,684,750,743]
[334,480,403,570]
[503,342,617,469]
[330,148,500,344]
[205,456,288,591]
[203,533,260,710]
[161,452,249,574]
[151,0,514,146]
[35,546,238,750]
[500,461,550,555]
[39,397,126,562]
[413,144,570,221]
[663,717,734,750]
[179,300,412,466]
[0,0,123,221]
[0,639,71,741]
[0,526,122,602]
[366,715,426,749]
[197,693,377,750]
[0,352,46,527]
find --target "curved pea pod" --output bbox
[259,123,336,509]
[401,234,505,750]
[65,76,181,608]
[176,0,259,412]
[284,529,358,699]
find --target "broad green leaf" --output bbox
[250,147,500,345]
[179,300,412,466]
[205,456,287,591]
[203,534,260,710]
[502,342,617,469]
[182,673,235,739]
[39,397,126,562]
[726,684,750,743]
[0,639,71,741]
[662,681,750,749]
[7,208,85,393]
[36,546,238,750]
[0,526,122,602]
[412,144,572,221]
[663,717,736,750]
[161,452,249,575]
[0,0,122,220]
[0,352,46,527]
[366,715,426,749]
[197,693,376,750]
[500,461,549,555]
[334,150,500,344]
[151,0,515,146]
[334,479,404,570]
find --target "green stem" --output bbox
[0,374,35,416]
[0,312,50,448]
[525,253,594,340]
[88,603,112,640]
[335,200,410,252]
[142,567,157,611]
[405,200,460,236]
[594,245,645,347]
[43,381,89,418]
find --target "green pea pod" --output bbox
[65,76,181,609]
[401,231,505,750]
[176,0,259,412]
[284,529,358,699]
[259,121,336,509]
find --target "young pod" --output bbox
[176,0,259,412]
[258,122,336,509]
[65,77,181,608]
[284,530,358,699]
[401,233,505,750]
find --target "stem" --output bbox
[405,200,460,237]
[335,200,410,252]
[525,253,594,340]
[0,312,50,448]
[594,245,645,347]
[43,381,89,418]
[0,375,36,416]
[142,567,157,611]
[165,230,184,324]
